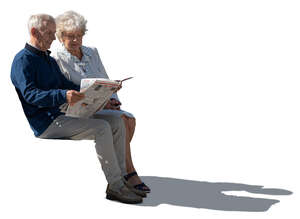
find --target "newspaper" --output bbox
[64,77,132,118]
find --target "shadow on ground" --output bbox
[138,176,292,212]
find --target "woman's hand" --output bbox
[113,83,122,93]
[104,98,121,110]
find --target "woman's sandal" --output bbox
[124,171,151,193]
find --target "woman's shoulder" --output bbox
[81,45,100,57]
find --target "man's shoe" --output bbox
[123,179,147,197]
[106,184,143,204]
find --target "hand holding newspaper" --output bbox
[64,77,133,118]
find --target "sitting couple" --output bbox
[10,11,150,204]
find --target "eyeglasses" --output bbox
[63,33,84,40]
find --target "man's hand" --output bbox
[66,90,85,106]
[104,98,121,110]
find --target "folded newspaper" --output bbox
[62,77,132,118]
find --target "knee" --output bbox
[117,116,126,133]
[128,117,136,128]
[110,115,124,126]
[110,115,126,134]
[121,115,135,127]
[94,120,112,136]
[124,117,136,133]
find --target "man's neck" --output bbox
[29,39,46,52]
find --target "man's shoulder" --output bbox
[48,55,57,62]
[13,48,40,65]
[11,48,39,82]
[13,49,27,62]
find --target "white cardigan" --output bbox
[52,44,119,100]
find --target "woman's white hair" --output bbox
[55,11,87,42]
[27,14,55,34]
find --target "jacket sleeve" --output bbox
[12,56,69,107]
[93,47,120,101]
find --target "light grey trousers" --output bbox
[38,114,127,185]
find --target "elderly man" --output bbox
[10,14,142,204]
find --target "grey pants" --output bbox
[39,114,127,185]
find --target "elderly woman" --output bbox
[53,11,150,193]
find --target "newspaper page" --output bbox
[65,78,120,118]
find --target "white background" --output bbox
[0,0,299,218]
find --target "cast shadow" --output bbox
[138,176,292,212]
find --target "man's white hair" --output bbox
[55,11,87,42]
[27,14,55,34]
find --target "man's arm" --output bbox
[12,57,69,107]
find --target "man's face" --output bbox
[35,21,56,51]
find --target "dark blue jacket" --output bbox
[11,43,80,137]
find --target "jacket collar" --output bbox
[59,44,92,62]
[25,43,51,57]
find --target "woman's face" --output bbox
[61,30,84,53]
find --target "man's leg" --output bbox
[92,111,137,175]
[39,115,142,203]
[39,115,123,185]
[92,114,127,177]
[93,111,137,176]
[93,113,150,192]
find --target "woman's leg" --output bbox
[122,115,137,173]
[94,110,150,190]
[122,115,149,188]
